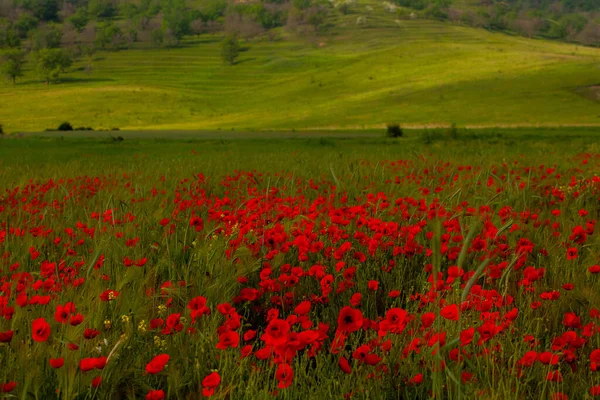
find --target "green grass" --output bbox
[1,133,600,399]
[1,17,600,133]
[2,127,600,175]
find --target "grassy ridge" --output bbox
[1,20,600,132]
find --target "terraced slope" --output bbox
[1,19,599,132]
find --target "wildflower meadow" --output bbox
[0,135,599,399]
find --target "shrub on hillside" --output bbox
[221,34,241,65]
[386,124,403,138]
[57,122,73,131]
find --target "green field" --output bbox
[1,17,600,133]
[1,133,600,399]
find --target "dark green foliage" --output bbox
[394,0,427,11]
[151,28,164,47]
[20,0,59,22]
[68,8,90,32]
[106,135,124,143]
[221,34,241,66]
[423,5,448,20]
[386,124,403,138]
[58,121,73,131]
[15,13,39,38]
[0,24,22,48]
[199,0,227,21]
[88,0,118,19]
[36,48,72,84]
[1,50,27,84]
[162,0,191,42]
[293,0,313,10]
[95,22,123,50]
[30,23,62,49]
[229,3,286,30]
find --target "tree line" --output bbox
[1,0,598,84]
[0,0,333,84]
[389,0,600,45]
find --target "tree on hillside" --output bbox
[21,0,59,22]
[578,21,600,47]
[68,8,89,33]
[221,34,241,65]
[0,23,21,48]
[30,22,63,50]
[162,0,190,43]
[36,48,72,84]
[95,22,123,50]
[1,49,26,84]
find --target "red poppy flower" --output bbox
[590,349,600,371]
[190,215,204,232]
[69,314,84,326]
[216,330,240,350]
[91,376,102,388]
[146,354,170,375]
[146,390,166,400]
[383,308,409,334]
[54,302,76,324]
[0,330,13,343]
[99,290,119,302]
[408,373,423,385]
[566,247,578,260]
[350,293,362,307]
[421,312,435,329]
[243,330,256,341]
[0,382,17,393]
[551,393,568,400]
[275,363,293,389]
[32,318,51,342]
[50,358,65,369]
[441,304,459,321]
[339,356,352,374]
[188,296,210,321]
[294,301,311,315]
[84,328,100,340]
[262,319,290,346]
[337,307,363,333]
[202,372,221,397]
[367,280,379,291]
[460,327,475,347]
[80,358,97,372]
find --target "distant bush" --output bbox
[422,129,443,145]
[386,124,403,138]
[74,126,94,131]
[107,135,124,143]
[57,121,73,131]
[221,34,241,66]
[0,124,4,135]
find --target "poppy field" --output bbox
[0,134,600,399]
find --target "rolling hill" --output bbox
[1,6,599,133]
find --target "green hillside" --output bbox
[1,17,600,132]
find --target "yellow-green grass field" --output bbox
[1,19,600,133]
